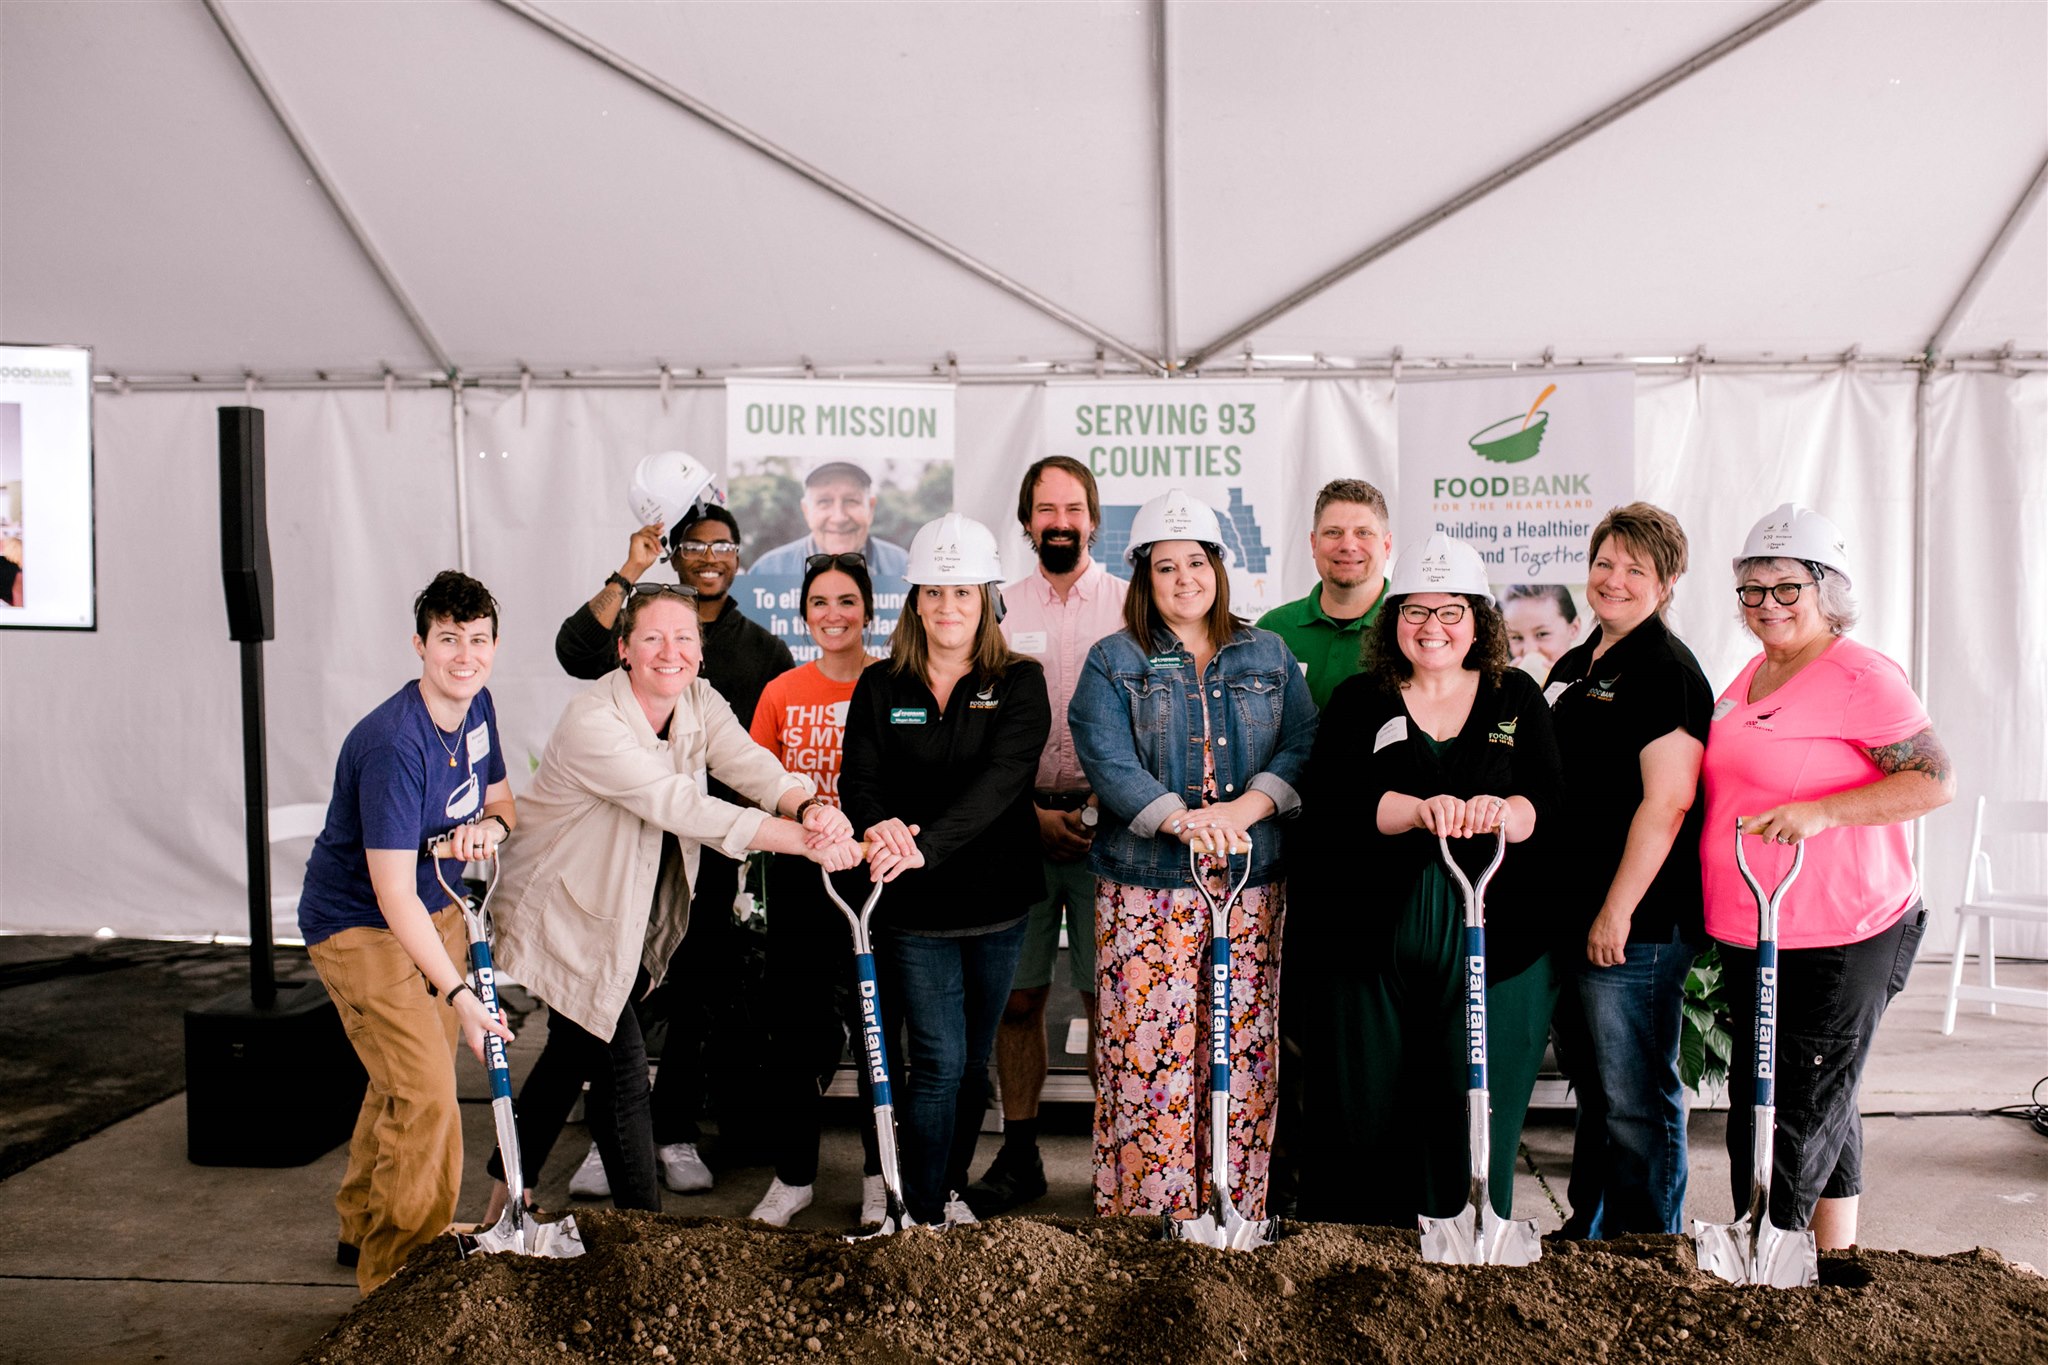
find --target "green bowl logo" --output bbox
[1468,410,1550,464]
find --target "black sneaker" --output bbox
[962,1146,1048,1218]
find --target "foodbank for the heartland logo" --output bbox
[1468,383,1556,465]
[1488,717,1518,746]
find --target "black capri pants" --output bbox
[1717,902,1926,1230]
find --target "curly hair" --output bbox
[413,570,499,639]
[1360,593,1512,695]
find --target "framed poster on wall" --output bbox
[0,342,95,630]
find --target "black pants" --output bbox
[647,850,746,1146]
[764,858,883,1186]
[490,967,662,1212]
[1719,903,1925,1229]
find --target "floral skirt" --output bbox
[1092,875,1283,1218]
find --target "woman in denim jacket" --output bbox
[1068,489,1318,1219]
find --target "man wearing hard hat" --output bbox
[547,451,795,1201]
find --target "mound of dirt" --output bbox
[301,1212,2047,1364]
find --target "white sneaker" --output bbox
[567,1142,609,1200]
[860,1174,888,1227]
[748,1178,814,1227]
[658,1141,714,1193]
[941,1190,978,1226]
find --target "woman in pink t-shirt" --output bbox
[1700,504,1954,1252]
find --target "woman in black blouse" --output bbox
[1290,533,1564,1226]
[1545,503,1711,1238]
[840,514,1050,1225]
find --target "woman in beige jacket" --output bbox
[487,586,861,1212]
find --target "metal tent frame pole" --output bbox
[1155,0,1181,371]
[1180,0,1824,370]
[490,0,1164,375]
[200,0,454,378]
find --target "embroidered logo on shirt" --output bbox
[967,684,1000,711]
[1744,706,1782,732]
[445,772,481,819]
[1488,717,1518,746]
[889,707,929,726]
[1585,674,1621,701]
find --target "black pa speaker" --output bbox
[186,976,367,1166]
[219,406,274,642]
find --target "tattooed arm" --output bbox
[1737,727,1956,844]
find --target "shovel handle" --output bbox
[1732,817,1805,944]
[1436,825,1508,929]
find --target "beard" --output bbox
[1037,530,1083,575]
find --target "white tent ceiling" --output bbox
[4,0,2043,381]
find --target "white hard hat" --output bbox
[626,450,723,532]
[1124,488,1225,566]
[1735,502,1852,587]
[1387,532,1496,605]
[905,512,1005,586]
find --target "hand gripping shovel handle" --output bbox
[429,837,584,1260]
[1418,823,1539,1266]
[818,862,918,1235]
[1690,819,1815,1287]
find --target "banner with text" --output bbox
[725,379,954,660]
[1397,369,1633,679]
[1040,380,1292,615]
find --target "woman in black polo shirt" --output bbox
[840,513,1050,1226]
[1545,502,1713,1238]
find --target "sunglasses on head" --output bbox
[628,581,698,601]
[804,552,869,573]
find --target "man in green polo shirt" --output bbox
[1256,477,1393,708]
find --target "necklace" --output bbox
[423,689,468,769]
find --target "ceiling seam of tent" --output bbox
[1924,154,2048,365]
[489,0,1166,376]
[1179,0,1827,371]
[198,0,454,378]
[90,350,2046,395]
[1155,0,1180,370]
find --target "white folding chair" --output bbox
[1941,796,2048,1034]
[268,801,328,939]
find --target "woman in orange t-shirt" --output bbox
[742,552,885,1229]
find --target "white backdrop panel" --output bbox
[0,375,2035,960]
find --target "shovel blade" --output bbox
[456,1210,585,1260]
[1164,1208,1281,1252]
[1691,1217,1818,1288]
[1420,1203,1542,1266]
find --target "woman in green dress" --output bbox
[1289,533,1565,1225]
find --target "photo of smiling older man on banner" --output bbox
[1397,369,1635,682]
[726,379,955,660]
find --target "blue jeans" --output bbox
[1555,931,1696,1237]
[879,919,1028,1223]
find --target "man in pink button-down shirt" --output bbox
[963,457,1129,1218]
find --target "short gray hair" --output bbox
[1734,556,1858,635]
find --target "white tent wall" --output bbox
[3,372,2041,960]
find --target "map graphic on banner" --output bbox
[1041,381,1288,615]
[725,378,954,660]
[1397,369,1633,681]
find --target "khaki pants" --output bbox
[308,906,466,1294]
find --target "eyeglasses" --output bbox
[804,551,869,573]
[673,539,740,558]
[1735,582,1815,608]
[628,581,698,601]
[1398,602,1469,626]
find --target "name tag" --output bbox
[1543,681,1568,707]
[890,707,928,726]
[1010,630,1048,655]
[1146,654,1182,670]
[466,722,491,767]
[1712,697,1737,722]
[1373,716,1408,752]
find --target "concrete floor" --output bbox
[0,962,2040,1365]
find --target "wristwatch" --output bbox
[605,572,634,594]
[794,796,825,823]
[1079,805,1099,829]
